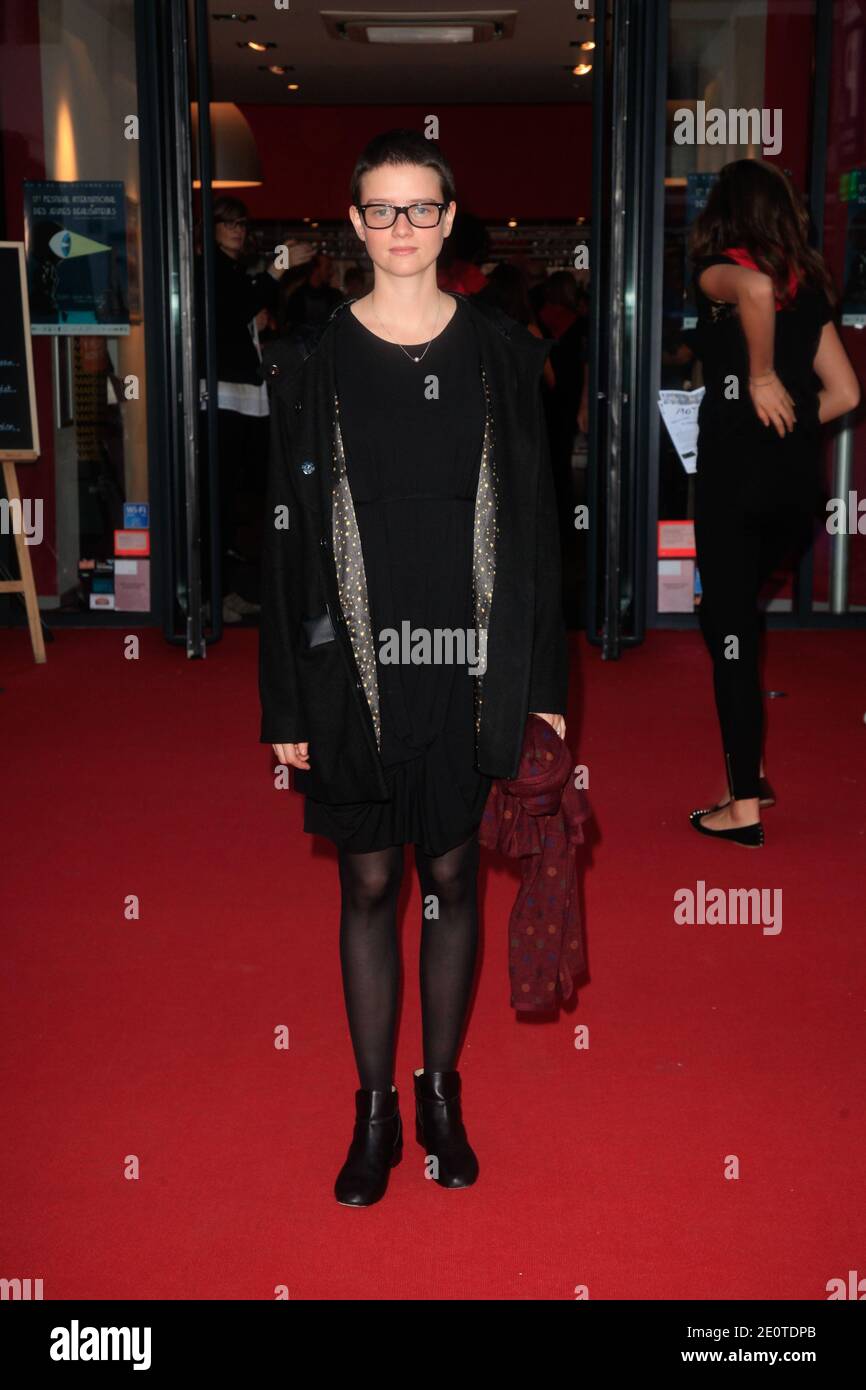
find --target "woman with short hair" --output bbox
[258,129,569,1204]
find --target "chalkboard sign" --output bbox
[0,242,40,460]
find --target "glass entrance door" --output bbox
[814,0,866,618]
[645,0,865,631]
[588,0,866,647]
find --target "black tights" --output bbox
[337,832,480,1091]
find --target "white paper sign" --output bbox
[658,387,705,474]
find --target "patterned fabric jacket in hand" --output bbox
[478,713,591,1012]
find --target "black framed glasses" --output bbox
[358,202,447,229]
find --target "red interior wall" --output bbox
[0,2,56,594]
[762,0,814,188]
[237,103,593,222]
[759,2,818,598]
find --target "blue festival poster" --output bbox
[23,180,129,335]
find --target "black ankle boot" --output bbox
[414,1069,479,1189]
[334,1085,402,1207]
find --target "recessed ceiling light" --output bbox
[263,64,288,74]
[322,11,517,45]
[580,40,596,51]
[572,64,592,76]
[239,39,275,51]
[286,82,300,91]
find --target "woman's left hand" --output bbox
[531,712,566,739]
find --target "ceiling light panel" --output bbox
[321,10,517,45]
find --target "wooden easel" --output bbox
[0,241,45,663]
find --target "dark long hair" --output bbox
[689,159,836,308]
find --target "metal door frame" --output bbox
[586,0,668,655]
[136,0,223,654]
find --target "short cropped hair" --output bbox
[350,128,456,207]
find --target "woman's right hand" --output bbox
[283,239,315,271]
[749,373,796,437]
[272,742,310,770]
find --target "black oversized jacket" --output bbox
[257,293,569,804]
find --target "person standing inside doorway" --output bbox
[688,160,860,846]
[200,196,312,622]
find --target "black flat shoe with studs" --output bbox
[334,1085,402,1207]
[689,809,764,847]
[414,1069,479,1189]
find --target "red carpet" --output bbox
[1,624,864,1300]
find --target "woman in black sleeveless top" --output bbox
[688,160,859,847]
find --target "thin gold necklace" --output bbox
[369,292,443,363]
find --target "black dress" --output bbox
[303,297,494,857]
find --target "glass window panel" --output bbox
[657,0,818,618]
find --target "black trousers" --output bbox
[694,448,817,801]
[217,407,269,552]
[202,407,270,604]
